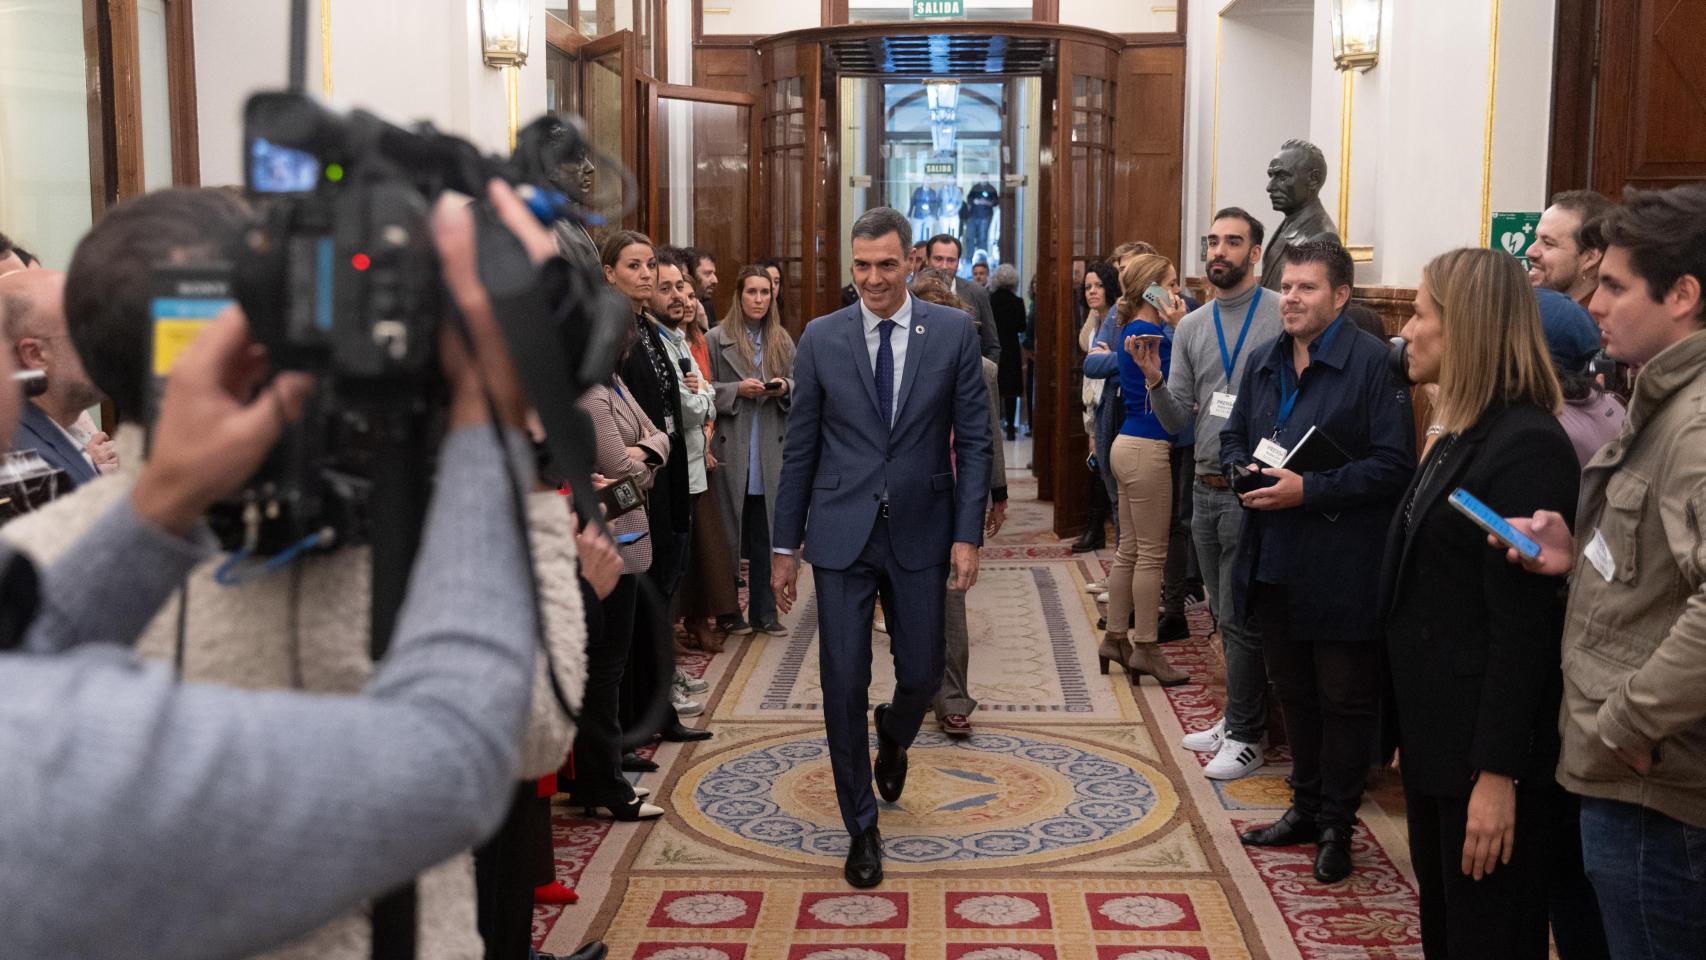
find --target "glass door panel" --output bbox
[652,91,755,319]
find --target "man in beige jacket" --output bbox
[1507,184,1706,959]
[2,187,588,960]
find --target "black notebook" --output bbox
[1280,425,1354,474]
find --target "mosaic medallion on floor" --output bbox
[671,727,1179,870]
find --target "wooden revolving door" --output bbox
[746,24,1184,537]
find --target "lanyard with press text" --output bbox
[1213,288,1261,384]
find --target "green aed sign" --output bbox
[912,0,964,18]
[1490,211,1541,268]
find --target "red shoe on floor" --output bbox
[535,881,579,905]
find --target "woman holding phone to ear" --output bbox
[1377,248,1593,959]
[1101,253,1189,686]
[708,266,797,637]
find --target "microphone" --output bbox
[678,358,692,375]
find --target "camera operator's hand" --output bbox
[572,512,624,600]
[434,180,556,430]
[132,308,315,537]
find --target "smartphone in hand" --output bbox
[764,378,786,393]
[1449,488,1542,561]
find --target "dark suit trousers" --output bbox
[1251,582,1378,829]
[572,575,637,805]
[1405,786,1550,960]
[814,515,947,835]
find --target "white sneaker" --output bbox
[1094,590,1110,604]
[676,670,709,695]
[670,686,704,717]
[1203,736,1264,780]
[1179,718,1225,753]
[1084,577,1109,594]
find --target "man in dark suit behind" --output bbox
[772,207,993,889]
[924,234,1001,365]
[0,270,102,488]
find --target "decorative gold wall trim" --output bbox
[1337,68,1353,243]
[1479,0,1501,244]
[1347,243,1373,262]
[321,0,333,96]
[1209,15,1223,214]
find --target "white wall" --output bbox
[1183,0,1557,288]
[197,0,548,187]
[1059,0,1175,33]
[702,0,821,36]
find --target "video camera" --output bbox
[194,90,631,558]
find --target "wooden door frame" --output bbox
[643,82,760,264]
[82,0,200,216]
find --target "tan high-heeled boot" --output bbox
[1126,641,1189,687]
[1098,631,1134,675]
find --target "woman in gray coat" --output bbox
[707,266,796,635]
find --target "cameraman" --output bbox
[0,182,570,960]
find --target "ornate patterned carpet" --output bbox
[537,441,1425,959]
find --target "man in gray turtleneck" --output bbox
[1141,207,1282,782]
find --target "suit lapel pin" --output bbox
[915,325,925,335]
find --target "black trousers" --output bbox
[1251,582,1378,829]
[1405,787,1550,960]
[474,783,544,960]
[572,574,637,805]
[1161,444,1201,614]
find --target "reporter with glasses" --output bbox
[1379,248,1586,958]
[0,182,601,959]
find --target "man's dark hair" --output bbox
[1599,184,1706,320]
[1211,206,1266,249]
[1283,237,1355,292]
[682,246,714,276]
[654,248,687,276]
[926,233,962,260]
[1278,138,1329,189]
[1550,189,1613,251]
[850,207,912,253]
[0,230,35,268]
[911,240,928,252]
[64,188,250,422]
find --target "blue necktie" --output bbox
[876,319,897,428]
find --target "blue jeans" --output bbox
[1580,797,1706,960]
[743,493,776,627]
[1192,482,1266,745]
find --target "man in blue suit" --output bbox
[772,206,993,888]
[0,271,102,488]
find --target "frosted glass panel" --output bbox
[139,0,175,190]
[0,0,94,270]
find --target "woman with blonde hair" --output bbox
[1099,252,1189,686]
[707,266,797,635]
[1378,247,1586,957]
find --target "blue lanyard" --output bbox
[1275,358,1303,434]
[1213,289,1261,384]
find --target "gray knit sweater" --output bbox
[0,425,539,960]
[1148,284,1283,477]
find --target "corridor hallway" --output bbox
[536,439,1425,959]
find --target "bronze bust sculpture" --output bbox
[1260,139,1339,291]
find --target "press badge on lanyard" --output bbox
[1210,290,1261,423]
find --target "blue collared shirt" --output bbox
[859,293,914,427]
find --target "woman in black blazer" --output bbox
[1380,248,1582,959]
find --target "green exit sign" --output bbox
[924,161,956,175]
[913,0,964,18]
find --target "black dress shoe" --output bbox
[1240,807,1319,847]
[1314,826,1354,883]
[538,942,609,960]
[1156,612,1190,643]
[621,751,659,772]
[844,826,884,888]
[1069,531,1106,553]
[660,719,713,742]
[872,704,908,803]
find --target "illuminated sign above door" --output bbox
[912,0,965,19]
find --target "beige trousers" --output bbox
[1106,435,1173,645]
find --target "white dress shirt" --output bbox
[859,292,914,426]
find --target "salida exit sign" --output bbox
[913,0,964,18]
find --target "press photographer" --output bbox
[0,182,593,960]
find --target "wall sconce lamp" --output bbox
[480,0,531,150]
[1330,0,1381,72]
